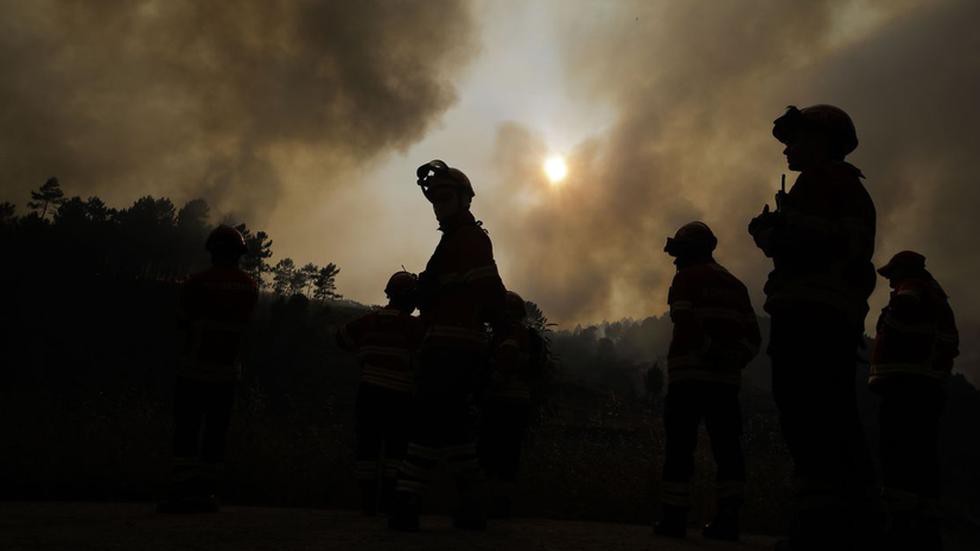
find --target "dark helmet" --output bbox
[384,271,418,300]
[664,221,717,258]
[206,225,248,256]
[878,250,927,279]
[772,104,859,159]
[505,290,528,321]
[416,159,475,201]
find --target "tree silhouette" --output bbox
[526,300,555,334]
[27,177,65,220]
[313,263,342,300]
[3,179,339,296]
[83,197,113,223]
[236,224,273,287]
[298,263,319,297]
[273,258,296,296]
[53,196,93,235]
[177,199,210,232]
[0,201,16,225]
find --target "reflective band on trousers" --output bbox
[715,480,746,499]
[869,363,947,382]
[661,481,691,506]
[881,486,920,512]
[361,366,414,393]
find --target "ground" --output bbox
[0,502,780,551]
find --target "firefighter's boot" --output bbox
[387,491,420,532]
[702,498,740,541]
[453,476,488,530]
[654,504,688,538]
[359,479,379,516]
[380,477,397,514]
[488,481,515,519]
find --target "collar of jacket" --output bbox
[802,160,866,179]
[675,255,715,270]
[438,211,479,233]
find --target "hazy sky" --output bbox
[2,0,978,379]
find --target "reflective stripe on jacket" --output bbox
[763,161,876,328]
[870,277,959,386]
[337,308,423,393]
[178,266,258,382]
[667,261,760,386]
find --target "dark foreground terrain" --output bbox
[0,502,780,551]
[5,502,980,551]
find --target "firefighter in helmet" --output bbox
[870,251,958,551]
[749,104,878,549]
[656,221,760,541]
[158,225,258,513]
[478,290,546,518]
[336,271,424,515]
[389,160,506,531]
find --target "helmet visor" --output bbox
[416,160,451,198]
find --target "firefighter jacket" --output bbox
[177,266,259,382]
[337,308,424,393]
[416,211,506,352]
[667,260,761,386]
[759,161,876,327]
[870,276,959,387]
[489,323,544,402]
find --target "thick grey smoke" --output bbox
[482,0,980,380]
[0,0,475,221]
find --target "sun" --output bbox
[543,155,568,184]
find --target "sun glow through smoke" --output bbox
[544,155,568,184]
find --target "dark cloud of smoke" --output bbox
[483,0,980,380]
[0,0,475,221]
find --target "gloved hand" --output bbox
[748,204,782,257]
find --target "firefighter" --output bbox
[655,221,761,541]
[388,160,506,531]
[749,105,878,550]
[870,251,958,551]
[478,290,545,518]
[158,225,259,513]
[336,271,423,515]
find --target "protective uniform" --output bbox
[657,222,760,541]
[750,105,877,549]
[390,161,506,531]
[336,271,423,515]
[870,252,958,551]
[161,225,258,513]
[478,291,544,518]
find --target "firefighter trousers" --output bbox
[173,376,236,465]
[661,381,746,508]
[355,383,413,483]
[877,376,945,511]
[170,376,235,498]
[396,348,485,498]
[478,397,531,482]
[769,308,875,547]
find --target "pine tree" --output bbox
[272,258,296,296]
[313,263,342,300]
[27,177,66,220]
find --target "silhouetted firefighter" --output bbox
[388,160,506,531]
[336,271,423,515]
[870,251,959,551]
[159,225,258,513]
[478,290,546,518]
[656,222,760,541]
[749,105,877,550]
